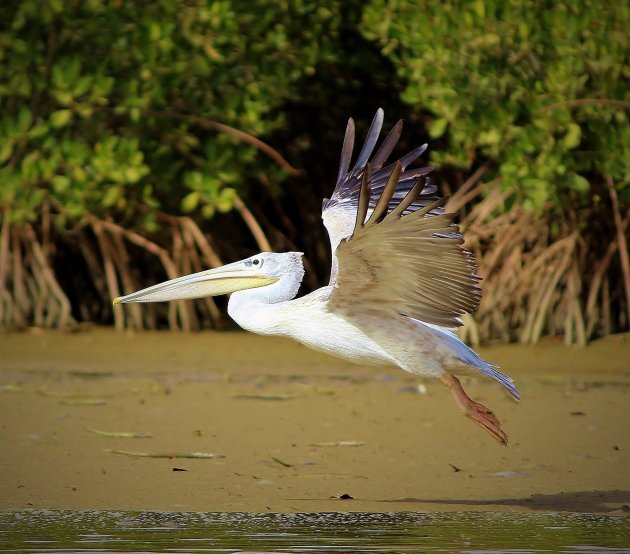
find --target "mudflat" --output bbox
[0,328,628,513]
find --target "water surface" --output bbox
[1,510,629,553]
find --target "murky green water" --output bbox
[0,511,628,553]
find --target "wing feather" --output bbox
[337,118,355,182]
[352,108,384,172]
[328,180,481,328]
[370,119,402,170]
[322,109,438,284]
[374,144,428,181]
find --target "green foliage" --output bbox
[0,0,342,225]
[362,1,630,208]
[4,0,627,225]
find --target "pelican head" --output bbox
[113,252,305,305]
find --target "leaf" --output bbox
[184,171,203,189]
[0,384,27,393]
[234,393,296,401]
[0,142,13,165]
[271,456,293,467]
[478,128,501,146]
[51,175,70,193]
[60,399,106,406]
[17,107,32,132]
[563,123,582,150]
[107,450,224,458]
[87,428,153,438]
[52,90,74,106]
[75,103,94,119]
[181,191,200,212]
[567,173,590,194]
[124,166,145,183]
[310,440,365,447]
[201,204,216,218]
[428,117,448,138]
[102,186,121,208]
[50,109,72,128]
[29,123,49,139]
[215,187,236,212]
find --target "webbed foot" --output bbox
[440,373,508,445]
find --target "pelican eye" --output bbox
[252,258,262,267]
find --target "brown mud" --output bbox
[0,328,628,513]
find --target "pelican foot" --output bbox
[439,373,508,445]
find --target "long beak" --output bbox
[113,261,278,304]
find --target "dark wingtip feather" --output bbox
[327,110,435,218]
[352,109,384,173]
[371,119,403,170]
[337,118,356,182]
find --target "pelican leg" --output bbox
[439,373,508,445]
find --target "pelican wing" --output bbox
[327,162,481,328]
[322,109,438,284]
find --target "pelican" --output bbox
[114,109,519,444]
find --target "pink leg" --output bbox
[439,373,508,445]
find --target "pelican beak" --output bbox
[113,260,278,305]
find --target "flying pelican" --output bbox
[114,109,519,444]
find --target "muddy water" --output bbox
[0,329,629,516]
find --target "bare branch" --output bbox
[143,108,301,176]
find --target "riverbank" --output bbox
[1,328,628,513]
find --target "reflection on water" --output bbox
[0,511,629,553]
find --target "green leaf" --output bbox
[50,109,72,128]
[17,108,32,132]
[102,186,122,208]
[562,123,582,150]
[0,142,13,165]
[428,118,448,139]
[215,187,236,213]
[181,191,200,212]
[478,128,501,146]
[201,204,216,219]
[52,175,70,193]
[567,173,590,194]
[184,171,203,190]
[52,90,74,106]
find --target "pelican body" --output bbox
[115,109,519,444]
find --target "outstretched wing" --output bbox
[322,108,438,284]
[327,162,481,329]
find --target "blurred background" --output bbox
[0,0,628,345]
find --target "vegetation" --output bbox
[0,0,628,344]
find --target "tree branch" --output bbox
[143,108,301,176]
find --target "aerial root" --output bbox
[0,220,74,329]
[439,373,508,445]
[0,208,233,331]
[86,215,227,331]
[456,185,628,346]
